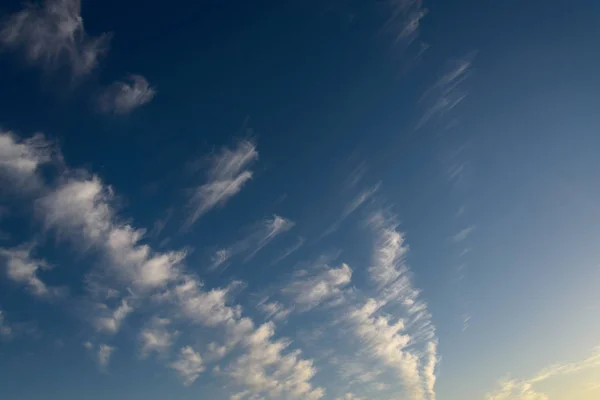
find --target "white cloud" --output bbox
[139,317,177,358]
[0,308,13,339]
[0,0,110,75]
[269,236,304,267]
[93,299,133,334]
[452,225,475,243]
[0,244,65,298]
[169,346,205,386]
[227,322,324,400]
[283,263,352,311]
[347,210,439,400]
[323,183,380,237]
[487,348,600,400]
[386,0,428,45]
[0,131,54,187]
[97,75,156,115]
[416,52,476,129]
[186,140,258,227]
[97,344,115,367]
[347,298,423,400]
[211,215,295,269]
[257,299,291,321]
[336,393,364,400]
[38,176,186,290]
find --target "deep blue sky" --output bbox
[1,1,600,400]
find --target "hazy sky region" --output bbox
[1,1,599,399]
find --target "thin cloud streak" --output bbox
[185,140,258,229]
[0,0,110,75]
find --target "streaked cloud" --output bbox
[0,0,110,75]
[417,52,476,129]
[0,131,55,188]
[211,215,294,270]
[385,0,428,46]
[97,75,156,115]
[0,307,13,339]
[270,236,305,267]
[486,347,600,400]
[139,317,178,358]
[452,225,475,243]
[97,344,115,368]
[351,210,439,400]
[323,183,380,237]
[169,346,205,386]
[257,299,292,321]
[38,176,187,290]
[186,140,258,228]
[282,263,352,311]
[0,244,65,298]
[93,299,133,334]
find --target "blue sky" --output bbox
[1,0,600,399]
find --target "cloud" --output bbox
[186,140,258,228]
[139,317,177,358]
[97,344,115,367]
[97,75,156,115]
[452,225,475,243]
[385,0,428,45]
[416,52,476,129]
[269,236,304,267]
[0,0,110,75]
[336,394,364,400]
[283,263,352,311]
[349,210,439,400]
[38,176,187,290]
[226,322,324,400]
[93,299,133,334]
[323,183,381,237]
[0,244,65,298]
[0,131,55,188]
[211,215,295,269]
[161,275,324,398]
[0,307,13,339]
[169,346,206,386]
[257,299,292,321]
[486,347,600,400]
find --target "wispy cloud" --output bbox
[257,299,292,321]
[351,210,438,400]
[93,299,133,334]
[139,317,178,359]
[0,307,13,339]
[417,52,476,129]
[97,75,156,115]
[452,225,475,243]
[185,140,258,228]
[38,176,187,291]
[385,0,428,46]
[269,236,305,267]
[323,183,380,237]
[0,0,110,75]
[210,215,295,270]
[169,346,205,386]
[97,344,116,368]
[0,131,56,189]
[486,347,600,400]
[282,263,353,311]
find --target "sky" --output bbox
[0,0,600,399]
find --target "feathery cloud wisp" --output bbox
[0,0,110,75]
[486,347,600,400]
[0,131,55,188]
[186,140,258,228]
[210,215,295,270]
[169,346,205,386]
[452,225,475,243]
[0,244,65,298]
[283,263,352,311]
[97,75,156,115]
